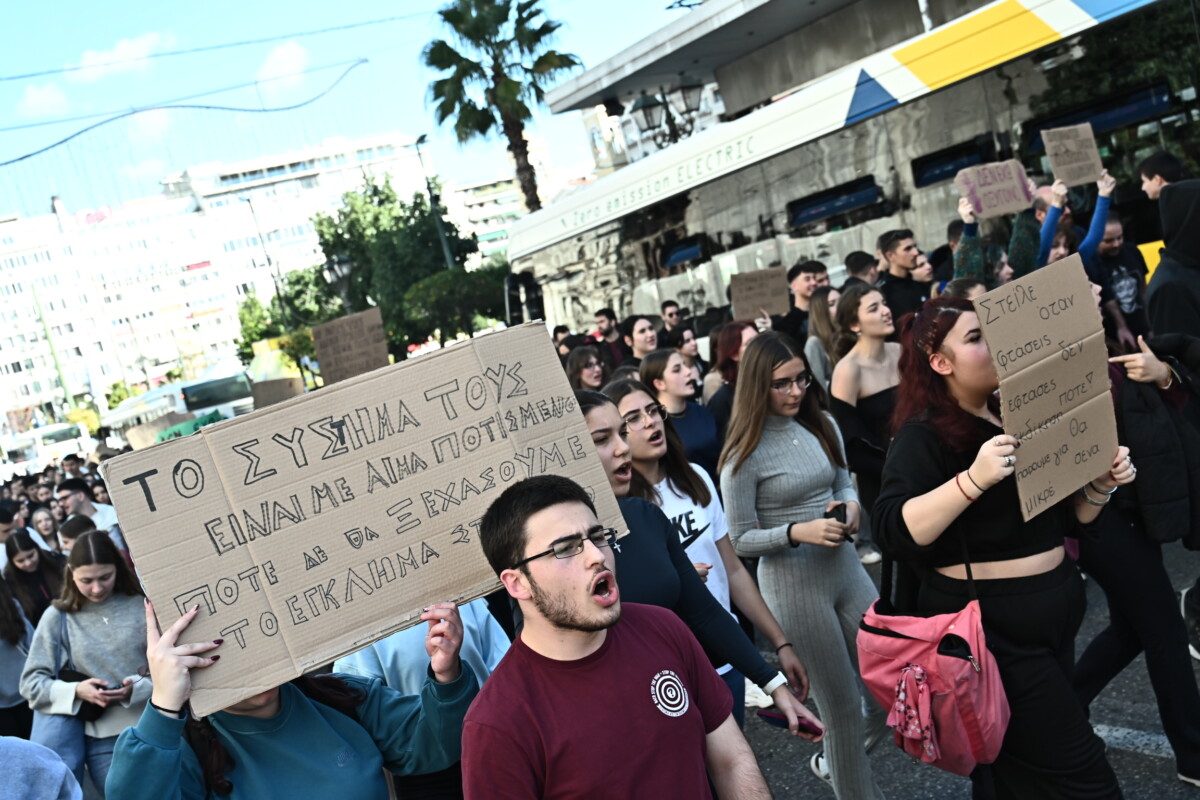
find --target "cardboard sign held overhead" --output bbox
[312,308,389,386]
[730,267,791,320]
[955,160,1033,219]
[100,324,623,716]
[1043,123,1103,187]
[975,254,1118,521]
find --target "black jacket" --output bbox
[1148,180,1200,338]
[1116,334,1200,549]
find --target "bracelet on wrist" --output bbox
[954,472,978,503]
[149,700,185,718]
[775,642,794,654]
[965,469,985,494]
[1088,481,1118,496]
[1080,484,1111,506]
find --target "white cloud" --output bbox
[68,32,177,83]
[121,158,166,181]
[17,83,70,118]
[255,41,309,98]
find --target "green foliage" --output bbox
[105,380,144,410]
[234,268,342,366]
[66,407,100,435]
[314,175,479,358]
[404,263,508,343]
[164,367,183,383]
[423,0,580,211]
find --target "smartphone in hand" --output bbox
[824,503,850,541]
[756,708,824,737]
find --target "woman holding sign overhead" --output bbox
[874,295,1134,799]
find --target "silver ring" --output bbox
[1004,455,1014,468]
[994,437,1001,447]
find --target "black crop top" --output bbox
[873,415,1085,568]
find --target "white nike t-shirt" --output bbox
[655,465,736,674]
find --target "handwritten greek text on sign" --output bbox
[100,324,622,716]
[974,255,1117,521]
[1043,123,1103,188]
[955,160,1033,219]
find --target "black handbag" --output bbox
[55,614,107,724]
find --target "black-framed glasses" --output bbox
[770,373,812,394]
[511,527,619,570]
[622,403,666,429]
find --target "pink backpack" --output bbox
[857,557,1010,776]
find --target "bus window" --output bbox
[181,375,252,412]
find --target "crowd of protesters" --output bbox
[0,150,1196,800]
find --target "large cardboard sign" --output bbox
[312,308,389,386]
[100,324,622,716]
[975,254,1117,520]
[1043,123,1103,187]
[955,160,1033,219]
[730,266,791,319]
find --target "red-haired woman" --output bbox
[704,321,758,439]
[874,296,1134,798]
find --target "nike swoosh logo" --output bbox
[679,522,711,551]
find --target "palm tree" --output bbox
[424,0,580,212]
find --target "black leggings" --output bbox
[1075,508,1200,779]
[920,559,1123,800]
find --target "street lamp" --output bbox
[240,196,294,330]
[409,134,458,272]
[629,74,705,148]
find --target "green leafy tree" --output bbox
[423,0,580,212]
[404,262,508,343]
[235,292,282,365]
[234,268,341,366]
[315,176,478,358]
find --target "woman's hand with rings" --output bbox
[1094,446,1135,492]
[144,600,222,714]
[969,435,1019,490]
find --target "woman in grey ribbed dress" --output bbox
[720,332,888,800]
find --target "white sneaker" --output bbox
[1182,588,1200,660]
[810,751,832,786]
[1179,772,1200,788]
[858,545,882,565]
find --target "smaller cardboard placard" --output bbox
[730,267,791,319]
[1043,123,1103,187]
[975,254,1118,521]
[252,378,305,410]
[955,160,1033,219]
[312,308,389,386]
[125,412,195,451]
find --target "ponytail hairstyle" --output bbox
[55,530,142,612]
[575,390,657,502]
[807,286,840,368]
[720,332,845,476]
[183,675,365,796]
[602,379,711,508]
[891,296,1000,451]
[833,284,883,359]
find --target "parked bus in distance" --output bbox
[0,422,93,479]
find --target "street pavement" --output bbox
[744,540,1200,798]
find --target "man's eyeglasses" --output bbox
[511,527,619,569]
[622,403,666,429]
[770,373,812,394]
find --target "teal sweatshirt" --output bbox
[105,670,477,800]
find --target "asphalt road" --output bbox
[743,540,1200,799]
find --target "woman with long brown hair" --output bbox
[20,531,148,793]
[873,296,1134,798]
[805,286,841,390]
[564,345,609,391]
[720,332,887,798]
[3,530,66,625]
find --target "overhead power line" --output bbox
[0,12,426,83]
[0,60,367,168]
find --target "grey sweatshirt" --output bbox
[0,617,34,708]
[720,413,857,557]
[20,592,151,738]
